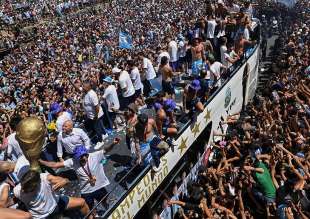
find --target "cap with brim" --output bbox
[103,76,113,83]
[190,79,201,91]
[164,99,176,112]
[73,145,88,160]
[112,67,122,74]
[50,102,62,115]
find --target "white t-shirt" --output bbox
[14,173,58,219]
[220,45,228,64]
[210,61,224,86]
[64,151,110,194]
[14,155,30,181]
[7,133,23,161]
[157,51,170,67]
[207,20,217,39]
[143,58,156,80]
[119,71,135,98]
[130,67,143,91]
[56,111,72,132]
[83,89,104,119]
[103,85,120,112]
[168,40,178,62]
[244,27,250,40]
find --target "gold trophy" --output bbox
[16,117,47,172]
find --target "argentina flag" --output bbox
[119,31,133,49]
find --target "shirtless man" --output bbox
[235,32,256,57]
[134,113,169,168]
[191,37,205,76]
[124,103,138,154]
[155,100,177,139]
[159,56,175,97]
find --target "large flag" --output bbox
[119,31,133,49]
[277,0,296,8]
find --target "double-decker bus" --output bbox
[87,20,261,219]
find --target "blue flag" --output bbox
[119,31,133,49]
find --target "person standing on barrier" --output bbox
[39,138,120,214]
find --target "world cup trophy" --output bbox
[16,117,46,172]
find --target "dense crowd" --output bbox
[0,0,308,218]
[0,0,104,51]
[156,0,310,219]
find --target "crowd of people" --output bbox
[155,0,310,219]
[0,0,307,218]
[0,0,104,51]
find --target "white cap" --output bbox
[112,67,122,74]
[218,0,224,4]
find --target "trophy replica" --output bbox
[16,117,47,172]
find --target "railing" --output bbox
[84,37,261,218]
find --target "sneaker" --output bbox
[94,141,103,150]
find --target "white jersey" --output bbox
[83,89,104,119]
[119,70,135,97]
[14,155,30,181]
[64,150,110,194]
[210,61,224,87]
[130,67,143,91]
[143,58,156,80]
[7,133,23,161]
[103,84,120,112]
[14,173,58,219]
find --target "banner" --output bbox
[119,31,133,49]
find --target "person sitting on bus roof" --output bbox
[163,99,178,135]
[184,80,204,118]
[39,138,119,214]
[155,100,178,139]
[14,170,93,219]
